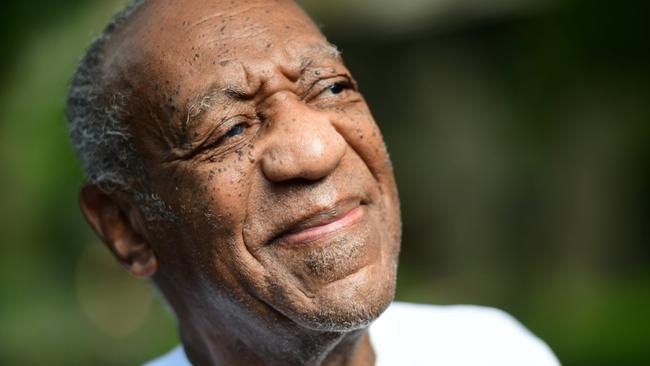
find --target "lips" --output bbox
[269,198,366,246]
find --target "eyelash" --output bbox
[327,81,347,95]
[224,123,247,138]
[309,78,354,102]
[202,118,257,153]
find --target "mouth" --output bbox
[271,199,366,246]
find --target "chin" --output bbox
[288,261,398,332]
[253,204,401,333]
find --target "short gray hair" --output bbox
[66,0,174,221]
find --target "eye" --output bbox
[190,118,259,159]
[329,82,345,94]
[224,123,246,138]
[305,78,356,103]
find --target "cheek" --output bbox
[190,155,256,237]
[332,106,401,246]
[159,157,264,298]
[155,150,258,257]
[332,105,394,185]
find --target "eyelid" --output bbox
[200,114,259,151]
[303,75,356,102]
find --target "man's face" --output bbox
[108,0,400,332]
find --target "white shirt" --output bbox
[145,302,560,366]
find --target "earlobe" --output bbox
[79,185,158,278]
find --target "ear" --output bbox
[79,184,158,278]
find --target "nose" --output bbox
[260,93,347,182]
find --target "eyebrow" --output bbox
[310,42,341,61]
[184,87,236,130]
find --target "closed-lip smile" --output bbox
[273,198,366,245]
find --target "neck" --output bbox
[178,316,376,366]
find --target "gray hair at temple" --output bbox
[66,0,173,221]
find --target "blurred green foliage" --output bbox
[0,0,648,365]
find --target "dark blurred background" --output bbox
[1,0,648,365]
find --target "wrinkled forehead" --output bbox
[103,0,333,88]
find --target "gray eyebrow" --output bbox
[302,42,342,65]
[184,88,234,129]
[316,42,341,59]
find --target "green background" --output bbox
[1,0,648,365]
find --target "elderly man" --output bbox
[66,0,559,365]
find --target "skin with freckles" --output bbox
[79,0,401,365]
